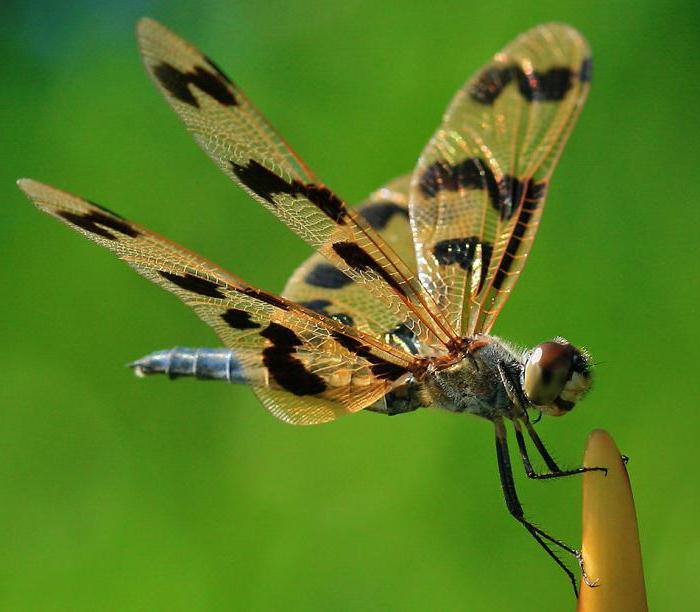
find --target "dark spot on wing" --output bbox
[580,57,593,82]
[299,299,332,313]
[518,67,572,102]
[153,62,238,108]
[370,360,408,381]
[220,308,260,330]
[332,242,406,296]
[332,331,409,381]
[502,177,547,219]
[492,181,547,290]
[299,184,348,224]
[240,287,290,311]
[304,263,353,289]
[230,159,291,204]
[470,65,573,105]
[420,158,527,220]
[358,202,409,230]
[88,200,127,220]
[261,322,301,347]
[420,159,548,221]
[419,158,496,199]
[433,237,477,267]
[469,66,513,105]
[158,271,226,299]
[433,237,493,293]
[203,55,234,85]
[230,160,348,224]
[261,323,326,395]
[299,299,354,327]
[230,159,296,205]
[58,209,140,241]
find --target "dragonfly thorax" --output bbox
[423,336,523,420]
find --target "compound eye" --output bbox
[523,341,575,407]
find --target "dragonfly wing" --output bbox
[19,179,419,424]
[409,23,591,335]
[137,18,458,352]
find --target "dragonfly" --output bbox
[19,19,601,595]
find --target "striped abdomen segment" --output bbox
[129,347,251,384]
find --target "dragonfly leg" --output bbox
[494,418,580,597]
[496,359,607,479]
[514,420,607,480]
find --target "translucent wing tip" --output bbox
[17,178,51,203]
[136,17,181,57]
[17,177,36,192]
[531,22,584,35]
[135,16,202,81]
[17,178,80,205]
[136,16,187,47]
[17,180,118,225]
[530,22,591,52]
[535,21,579,31]
[136,16,164,39]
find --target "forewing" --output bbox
[409,23,591,335]
[18,179,417,424]
[282,174,424,356]
[136,18,457,352]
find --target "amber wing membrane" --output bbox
[18,180,418,424]
[409,23,591,336]
[283,174,427,356]
[136,18,458,352]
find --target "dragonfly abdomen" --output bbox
[129,347,248,384]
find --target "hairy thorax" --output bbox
[422,336,523,420]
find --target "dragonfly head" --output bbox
[522,338,592,416]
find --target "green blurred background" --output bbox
[2,1,698,610]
